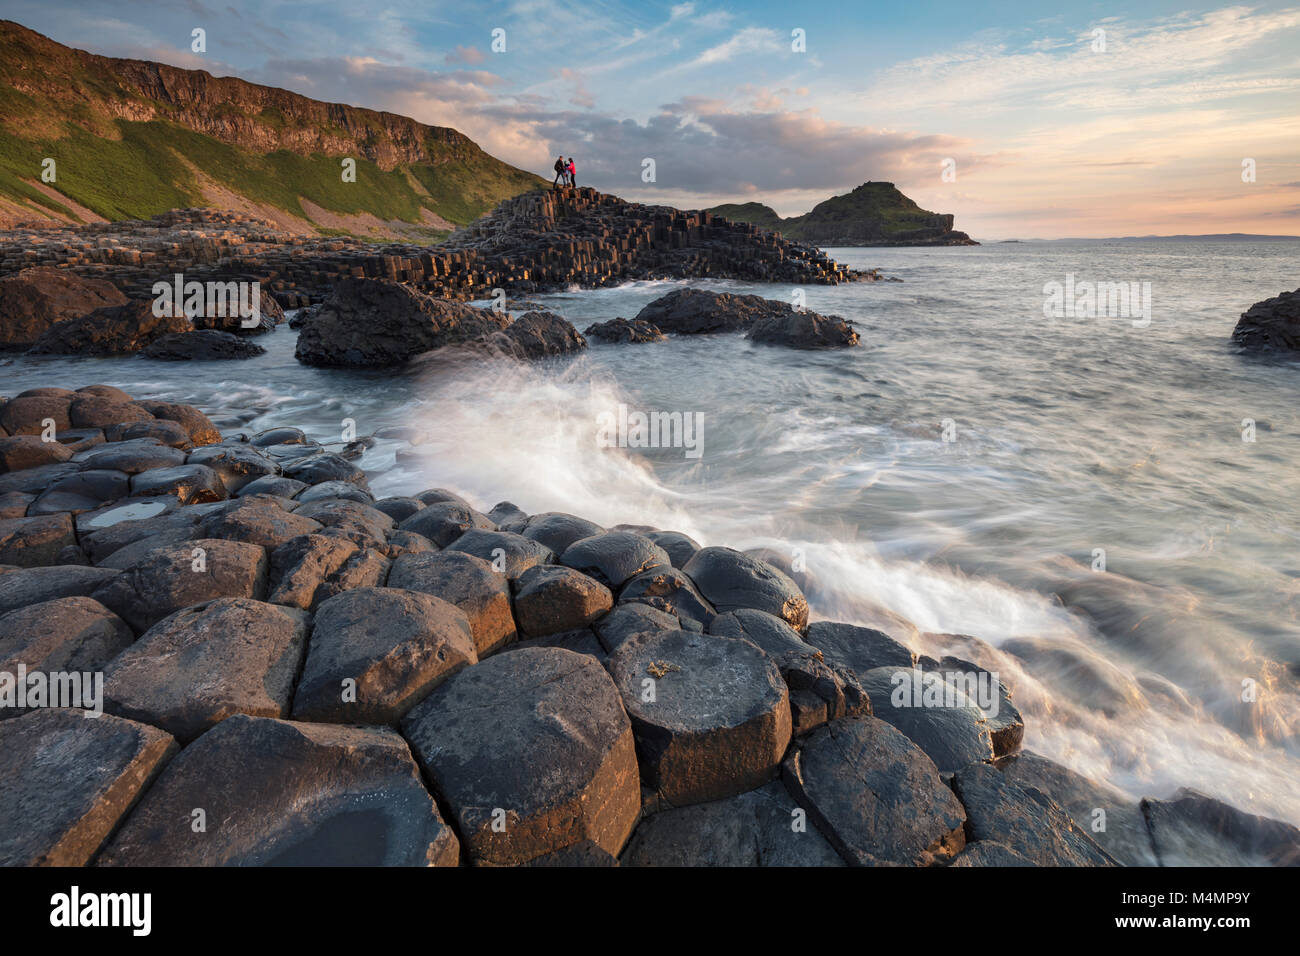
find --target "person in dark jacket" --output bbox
[552,156,566,189]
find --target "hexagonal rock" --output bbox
[950,763,1116,866]
[682,547,808,630]
[520,512,604,552]
[0,395,72,436]
[55,427,106,454]
[854,666,994,773]
[373,496,425,523]
[0,709,177,866]
[296,480,373,504]
[710,609,869,735]
[0,492,32,519]
[135,401,221,446]
[294,498,394,549]
[645,530,701,569]
[99,715,458,866]
[92,538,268,633]
[103,419,191,447]
[398,501,494,548]
[0,566,121,617]
[402,647,640,865]
[608,629,792,806]
[281,452,370,490]
[237,475,307,499]
[0,461,79,496]
[0,435,72,473]
[75,439,188,474]
[103,597,309,742]
[782,716,967,866]
[388,551,515,655]
[513,564,613,638]
[267,533,370,610]
[186,443,281,492]
[198,497,322,549]
[621,781,845,867]
[594,602,698,654]
[560,531,671,589]
[805,620,915,676]
[293,587,477,725]
[0,596,133,688]
[29,469,130,515]
[129,463,228,504]
[445,528,554,580]
[486,500,527,532]
[928,655,1024,757]
[0,513,77,567]
[67,397,153,430]
[618,566,717,629]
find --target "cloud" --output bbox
[445,45,485,65]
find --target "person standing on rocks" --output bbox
[567,157,577,188]
[552,156,567,189]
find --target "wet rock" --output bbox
[0,513,77,566]
[0,565,122,616]
[398,500,494,548]
[402,647,640,865]
[198,497,321,549]
[134,400,221,447]
[0,598,133,705]
[561,531,671,589]
[0,492,32,519]
[622,780,844,867]
[514,564,613,637]
[927,654,1024,757]
[853,666,993,773]
[67,396,154,430]
[950,762,1116,866]
[445,528,553,581]
[293,498,393,549]
[520,511,604,552]
[746,311,860,349]
[950,841,1036,867]
[805,620,915,676]
[29,469,130,515]
[782,715,967,866]
[609,629,791,806]
[0,435,73,473]
[28,299,192,356]
[0,395,72,436]
[682,546,809,629]
[103,420,191,447]
[710,609,868,735]
[1231,288,1300,352]
[186,443,281,492]
[141,329,267,360]
[0,710,176,866]
[499,310,587,358]
[1141,788,1300,866]
[0,266,128,350]
[634,288,797,335]
[0,461,79,495]
[293,587,477,724]
[99,715,459,866]
[373,496,425,523]
[414,487,474,507]
[74,439,187,474]
[281,452,370,490]
[387,551,516,655]
[53,427,105,453]
[103,597,309,742]
[645,530,701,568]
[129,463,228,504]
[237,475,307,499]
[79,503,200,562]
[250,426,308,448]
[486,501,528,532]
[296,480,373,505]
[524,841,619,867]
[594,602,698,654]
[583,317,666,344]
[618,565,716,629]
[92,538,267,632]
[994,751,1156,867]
[295,276,509,367]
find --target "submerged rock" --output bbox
[1141,788,1300,866]
[584,317,666,343]
[142,329,267,360]
[746,310,860,349]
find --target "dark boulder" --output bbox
[634,288,796,335]
[519,511,605,552]
[560,530,671,589]
[0,565,122,617]
[141,329,267,360]
[583,317,667,344]
[28,299,192,356]
[682,546,809,630]
[499,310,587,358]
[618,565,716,629]
[805,620,914,675]
[129,463,228,504]
[444,528,553,579]
[387,551,516,655]
[0,435,73,473]
[746,311,860,349]
[0,266,127,350]
[1140,788,1300,866]
[1231,288,1300,351]
[0,513,77,566]
[513,564,613,637]
[398,500,494,548]
[854,666,994,773]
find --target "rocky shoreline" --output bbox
[3,385,1297,867]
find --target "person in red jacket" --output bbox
[567,157,576,187]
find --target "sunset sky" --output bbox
[7,0,1299,238]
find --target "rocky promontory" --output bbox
[4,384,1296,867]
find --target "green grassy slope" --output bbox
[0,20,545,233]
[708,182,957,241]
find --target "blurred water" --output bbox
[5,237,1300,846]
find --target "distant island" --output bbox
[707,181,977,247]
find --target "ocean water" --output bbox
[5,237,1300,852]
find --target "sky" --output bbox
[4,0,1299,239]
